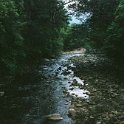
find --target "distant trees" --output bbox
[65,0,119,48]
[67,0,124,68]
[75,0,119,48]
[63,24,88,51]
[0,0,68,76]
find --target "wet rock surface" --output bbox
[69,53,124,124]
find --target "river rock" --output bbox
[69,87,74,90]
[92,88,97,92]
[70,79,78,86]
[44,58,50,62]
[70,104,75,109]
[118,115,124,120]
[85,92,90,95]
[63,90,67,94]
[68,108,76,117]
[58,67,62,70]
[65,102,68,105]
[63,70,72,75]
[96,121,102,124]
[46,113,63,121]
[0,91,5,96]
[76,103,82,107]
[73,79,78,85]
[79,85,84,89]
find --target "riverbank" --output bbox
[69,52,124,124]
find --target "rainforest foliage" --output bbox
[0,0,124,77]
[0,0,68,76]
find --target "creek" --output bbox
[22,51,88,124]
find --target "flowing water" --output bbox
[0,52,89,124]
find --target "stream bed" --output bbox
[0,51,88,124]
[34,51,89,124]
[1,51,123,124]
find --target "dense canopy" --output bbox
[0,0,124,78]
